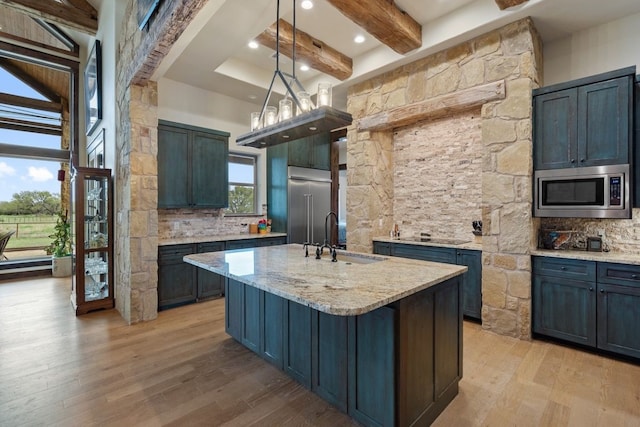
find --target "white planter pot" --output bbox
[52,255,72,277]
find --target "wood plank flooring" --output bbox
[1,277,639,426]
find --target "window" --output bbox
[228,154,257,214]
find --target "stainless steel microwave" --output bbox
[534,164,631,219]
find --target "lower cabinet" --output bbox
[373,241,482,319]
[159,236,287,310]
[158,244,197,310]
[225,277,462,427]
[533,257,640,359]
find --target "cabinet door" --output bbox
[226,239,257,250]
[284,300,312,387]
[596,281,640,359]
[158,125,189,208]
[262,292,284,369]
[373,242,391,256]
[532,275,596,346]
[533,88,578,170]
[191,131,228,208]
[577,77,631,166]
[225,278,243,341]
[288,136,313,168]
[242,285,261,353]
[158,245,196,310]
[457,250,482,319]
[312,312,348,412]
[311,133,331,170]
[196,242,225,299]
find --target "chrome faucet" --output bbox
[322,211,338,260]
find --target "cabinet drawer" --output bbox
[198,241,225,253]
[258,237,287,246]
[392,244,456,264]
[226,239,258,250]
[532,256,596,280]
[373,242,391,256]
[597,262,640,287]
[158,244,195,264]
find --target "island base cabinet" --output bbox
[224,277,462,427]
[597,283,640,359]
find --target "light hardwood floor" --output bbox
[1,277,639,426]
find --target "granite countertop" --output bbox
[159,232,287,246]
[531,248,640,266]
[373,236,483,251]
[184,244,467,316]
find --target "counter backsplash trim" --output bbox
[539,211,640,255]
[158,209,263,239]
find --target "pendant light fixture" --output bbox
[236,0,352,148]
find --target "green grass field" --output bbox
[0,215,57,249]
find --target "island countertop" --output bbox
[184,244,467,316]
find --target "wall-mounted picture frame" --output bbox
[84,40,102,136]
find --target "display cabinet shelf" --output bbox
[71,167,114,315]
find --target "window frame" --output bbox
[227,152,258,215]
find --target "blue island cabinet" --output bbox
[224,277,462,426]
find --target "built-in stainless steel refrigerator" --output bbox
[287,166,331,244]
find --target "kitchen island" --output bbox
[184,244,467,426]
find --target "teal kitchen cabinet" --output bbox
[287,133,331,170]
[532,257,597,347]
[158,121,229,208]
[196,241,225,300]
[158,244,197,310]
[533,257,640,359]
[533,67,634,170]
[596,263,640,359]
[373,241,482,319]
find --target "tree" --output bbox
[228,186,254,213]
[10,191,60,215]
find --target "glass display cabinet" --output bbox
[71,167,114,315]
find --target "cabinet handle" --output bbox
[589,287,594,292]
[631,274,638,279]
[580,158,585,163]
[570,159,575,163]
[600,289,605,293]
[561,266,566,270]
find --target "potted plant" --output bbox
[46,210,73,277]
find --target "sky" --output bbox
[0,67,63,203]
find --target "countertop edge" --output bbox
[531,249,640,265]
[159,232,287,246]
[372,236,482,251]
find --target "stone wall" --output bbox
[346,18,543,338]
[114,0,207,323]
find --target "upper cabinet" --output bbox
[533,67,635,170]
[287,133,331,170]
[158,121,230,209]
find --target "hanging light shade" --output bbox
[236,0,351,148]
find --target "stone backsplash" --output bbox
[158,209,266,239]
[540,211,640,254]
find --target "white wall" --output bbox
[543,12,640,85]
[82,0,123,171]
[157,78,266,210]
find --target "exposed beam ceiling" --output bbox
[495,0,529,10]
[255,19,353,81]
[325,0,421,54]
[0,0,98,35]
[0,92,62,112]
[0,58,62,102]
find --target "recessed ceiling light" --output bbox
[354,35,365,44]
[248,40,259,49]
[300,64,310,71]
[301,0,313,10]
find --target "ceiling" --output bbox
[153,0,640,111]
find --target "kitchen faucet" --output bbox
[321,211,338,261]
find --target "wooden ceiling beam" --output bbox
[495,0,529,10]
[0,0,98,35]
[0,58,61,102]
[0,117,61,135]
[256,19,353,81]
[325,0,421,54]
[0,92,62,113]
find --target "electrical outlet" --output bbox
[597,228,605,239]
